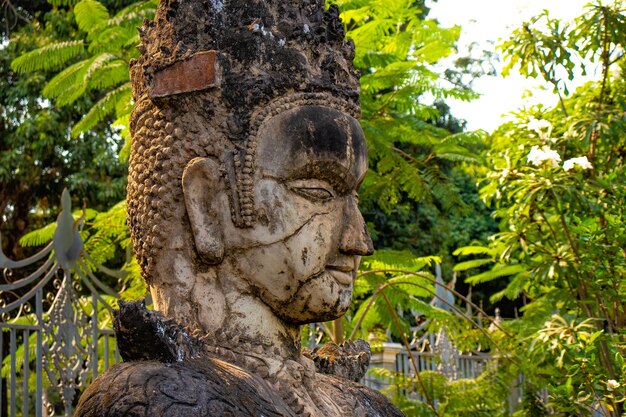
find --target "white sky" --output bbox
[428,0,597,132]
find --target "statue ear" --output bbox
[182,157,224,264]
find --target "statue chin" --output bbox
[273,277,354,325]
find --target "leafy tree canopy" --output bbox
[455,2,626,414]
[1,2,128,259]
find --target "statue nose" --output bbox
[339,196,374,256]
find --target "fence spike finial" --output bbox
[53,188,83,270]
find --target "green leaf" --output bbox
[406,298,452,320]
[114,113,132,162]
[74,0,109,35]
[453,246,497,257]
[110,0,158,25]
[588,330,602,344]
[42,57,94,105]
[466,264,526,285]
[72,83,131,136]
[18,208,96,247]
[434,143,483,164]
[84,52,117,82]
[88,60,130,90]
[490,271,529,302]
[19,223,56,247]
[11,41,85,73]
[387,275,434,298]
[453,258,494,272]
[48,0,80,5]
[83,200,128,265]
[362,249,440,272]
[89,26,140,54]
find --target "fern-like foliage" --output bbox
[11,0,156,146]
[20,200,144,299]
[72,83,131,135]
[362,249,440,272]
[19,209,98,247]
[48,0,80,5]
[334,0,484,230]
[109,0,158,25]
[347,249,455,340]
[88,60,130,90]
[74,0,110,35]
[42,56,94,105]
[369,366,513,416]
[11,41,85,73]
[19,222,57,247]
[114,113,132,162]
[88,26,138,54]
[81,200,145,299]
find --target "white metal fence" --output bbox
[1,191,122,417]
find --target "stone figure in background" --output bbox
[75,0,404,415]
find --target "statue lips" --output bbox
[326,262,356,286]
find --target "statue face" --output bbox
[220,106,373,324]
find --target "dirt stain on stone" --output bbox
[301,247,308,265]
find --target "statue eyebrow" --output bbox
[263,161,359,194]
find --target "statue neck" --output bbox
[219,288,302,360]
[150,258,302,360]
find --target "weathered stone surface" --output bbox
[75,302,404,416]
[304,339,371,382]
[113,299,202,363]
[76,361,291,417]
[75,0,405,415]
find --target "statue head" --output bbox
[126,0,372,346]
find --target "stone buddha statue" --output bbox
[75,0,404,415]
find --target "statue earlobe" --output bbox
[182,157,224,264]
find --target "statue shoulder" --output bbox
[75,360,290,417]
[305,339,405,416]
[316,373,405,417]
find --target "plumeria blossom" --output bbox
[563,156,593,171]
[499,167,510,184]
[527,118,556,141]
[527,118,552,133]
[607,379,620,391]
[527,145,562,168]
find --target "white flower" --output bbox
[499,168,510,184]
[563,156,593,171]
[527,145,562,168]
[527,118,552,134]
[607,379,620,391]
